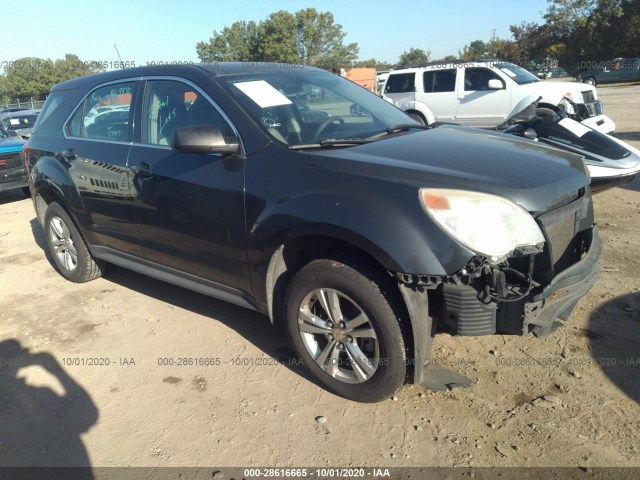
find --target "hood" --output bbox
[518,80,595,104]
[0,137,26,153]
[310,126,589,214]
[11,127,33,139]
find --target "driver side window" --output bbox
[464,68,503,91]
[142,80,231,146]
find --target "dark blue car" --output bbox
[0,124,28,196]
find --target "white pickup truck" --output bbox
[382,61,615,133]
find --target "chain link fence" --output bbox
[1,97,46,111]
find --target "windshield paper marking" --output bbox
[234,80,293,108]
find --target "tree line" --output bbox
[2,1,638,101]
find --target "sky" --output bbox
[2,0,550,69]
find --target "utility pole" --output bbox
[492,28,497,57]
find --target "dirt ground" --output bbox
[0,84,639,471]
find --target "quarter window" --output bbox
[423,70,456,92]
[383,73,415,94]
[141,80,232,146]
[68,82,134,141]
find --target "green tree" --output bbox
[257,11,300,63]
[195,21,259,62]
[295,8,359,68]
[3,57,55,99]
[196,8,358,69]
[397,48,430,66]
[459,40,488,60]
[540,0,635,72]
[2,55,101,100]
[509,22,550,67]
[52,54,104,84]
[0,75,8,102]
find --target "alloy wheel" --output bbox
[297,288,380,384]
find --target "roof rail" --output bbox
[398,58,512,69]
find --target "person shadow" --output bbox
[588,292,640,404]
[0,339,97,479]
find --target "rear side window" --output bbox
[67,82,135,142]
[32,91,71,133]
[423,70,456,92]
[384,73,415,94]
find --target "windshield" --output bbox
[0,124,9,138]
[218,70,415,146]
[496,63,540,85]
[3,114,39,130]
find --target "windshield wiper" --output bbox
[366,124,431,139]
[288,139,372,150]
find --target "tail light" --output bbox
[23,143,29,169]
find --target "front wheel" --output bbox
[583,77,596,86]
[284,258,407,402]
[407,111,426,125]
[44,202,105,283]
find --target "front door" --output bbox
[456,67,510,127]
[128,78,249,292]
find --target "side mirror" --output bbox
[171,124,239,155]
[488,79,504,90]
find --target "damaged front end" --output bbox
[404,187,601,338]
[398,187,602,389]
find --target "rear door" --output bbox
[418,69,458,122]
[382,72,416,109]
[62,80,141,254]
[128,78,249,292]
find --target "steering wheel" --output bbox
[314,116,345,140]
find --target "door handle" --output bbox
[131,163,154,178]
[57,148,77,161]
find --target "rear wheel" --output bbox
[284,258,407,402]
[44,202,105,283]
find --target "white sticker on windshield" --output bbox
[234,80,293,108]
[558,118,590,137]
[500,68,517,78]
[9,118,20,125]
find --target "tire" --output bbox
[407,111,426,125]
[21,186,31,198]
[284,258,407,402]
[583,77,596,86]
[44,202,105,283]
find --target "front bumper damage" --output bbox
[523,225,602,336]
[397,225,602,391]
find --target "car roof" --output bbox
[388,60,516,74]
[51,62,325,92]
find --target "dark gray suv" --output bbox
[25,63,601,402]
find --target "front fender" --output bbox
[248,187,474,304]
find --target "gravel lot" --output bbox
[0,84,638,471]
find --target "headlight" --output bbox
[559,97,576,115]
[419,189,545,263]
